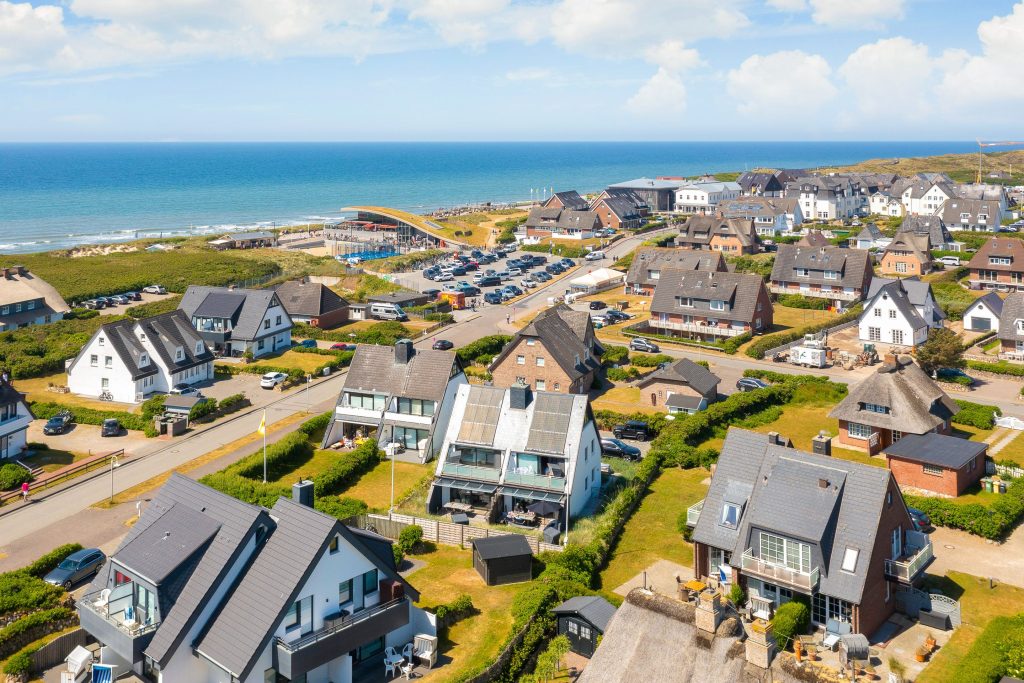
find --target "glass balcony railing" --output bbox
[740,549,819,592]
[502,471,565,490]
[441,462,501,481]
[686,500,704,527]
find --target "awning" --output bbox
[437,477,498,494]
[334,414,381,427]
[500,487,565,503]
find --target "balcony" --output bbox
[275,597,410,680]
[768,283,858,301]
[441,462,501,481]
[503,470,565,491]
[999,352,1024,363]
[77,588,160,665]
[884,535,933,584]
[686,500,704,527]
[652,320,745,337]
[740,549,819,593]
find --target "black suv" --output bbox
[613,420,651,442]
[43,410,74,435]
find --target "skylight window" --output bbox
[841,547,859,573]
[720,503,741,529]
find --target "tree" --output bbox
[916,327,965,374]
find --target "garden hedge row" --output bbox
[456,335,511,364]
[0,607,76,659]
[593,409,668,436]
[952,399,1001,429]
[521,243,589,258]
[0,574,64,617]
[905,479,1024,540]
[745,306,862,359]
[312,440,382,498]
[29,401,149,433]
[291,321,412,345]
[23,544,83,579]
[941,613,1024,682]
[776,293,830,310]
[0,464,32,491]
[226,431,314,482]
[967,360,1024,377]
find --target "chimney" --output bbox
[818,478,830,489]
[394,339,414,364]
[746,619,778,669]
[509,381,531,410]
[812,431,832,457]
[767,431,780,445]
[292,480,314,507]
[695,590,723,634]
[883,352,899,366]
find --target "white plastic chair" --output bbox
[92,589,111,612]
[402,642,415,662]
[384,658,399,679]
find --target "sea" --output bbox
[0,141,979,255]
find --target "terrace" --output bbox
[884,531,934,584]
[740,548,820,593]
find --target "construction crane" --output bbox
[976,139,1024,183]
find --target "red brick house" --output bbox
[589,196,644,230]
[967,238,1024,291]
[689,428,932,636]
[543,190,589,211]
[274,280,349,329]
[882,433,986,497]
[829,356,959,455]
[675,216,759,255]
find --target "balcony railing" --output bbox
[503,471,565,491]
[884,539,933,583]
[686,500,704,527]
[651,320,745,337]
[441,462,501,481]
[78,589,160,638]
[998,352,1024,363]
[768,283,858,301]
[740,549,819,592]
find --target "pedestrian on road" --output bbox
[20,481,29,503]
[506,314,510,325]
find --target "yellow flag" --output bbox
[257,410,266,436]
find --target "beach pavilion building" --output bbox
[325,207,470,258]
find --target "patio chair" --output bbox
[384,658,399,679]
[822,618,852,651]
[122,605,138,633]
[92,588,111,613]
[402,642,415,662]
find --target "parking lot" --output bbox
[27,420,152,457]
[93,290,175,315]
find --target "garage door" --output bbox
[970,316,991,331]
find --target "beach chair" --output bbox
[822,618,852,651]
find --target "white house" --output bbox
[0,266,70,332]
[788,176,860,220]
[899,180,955,216]
[868,191,905,217]
[674,181,741,214]
[0,379,32,461]
[859,277,943,348]
[938,197,1004,232]
[77,474,434,683]
[322,340,467,462]
[67,310,214,403]
[963,292,1004,332]
[428,383,601,529]
[179,286,293,358]
[717,196,803,237]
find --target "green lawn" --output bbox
[596,467,709,594]
[21,448,91,474]
[406,544,525,682]
[341,460,431,511]
[916,571,1024,683]
[993,430,1024,464]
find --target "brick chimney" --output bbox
[394,339,414,364]
[812,431,832,457]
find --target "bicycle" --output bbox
[99,390,113,401]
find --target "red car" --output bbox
[331,343,357,351]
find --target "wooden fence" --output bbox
[30,629,90,673]
[355,513,564,554]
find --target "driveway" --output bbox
[26,420,151,457]
[927,522,1024,588]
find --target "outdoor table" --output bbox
[445,502,472,513]
[683,580,707,593]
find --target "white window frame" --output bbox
[848,422,872,439]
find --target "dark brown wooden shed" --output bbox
[472,535,533,586]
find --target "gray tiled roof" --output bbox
[113,503,221,585]
[525,207,601,232]
[650,269,767,324]
[676,216,757,249]
[864,280,928,332]
[997,292,1024,342]
[599,187,650,210]
[883,233,931,265]
[968,291,1004,319]
[855,224,883,241]
[737,171,785,194]
[343,343,458,402]
[624,247,726,288]
[489,304,601,381]
[797,231,830,248]
[138,309,215,375]
[545,190,589,211]
[598,196,644,221]
[939,197,1001,225]
[0,378,28,412]
[828,357,959,434]
[179,286,292,342]
[638,358,720,398]
[883,432,986,469]
[899,215,952,247]
[552,595,617,631]
[473,534,532,560]
[274,281,349,317]
[90,318,159,381]
[770,244,872,290]
[694,428,901,605]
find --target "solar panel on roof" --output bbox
[525,393,575,454]
[457,387,504,445]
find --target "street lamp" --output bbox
[109,454,120,504]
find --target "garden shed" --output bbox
[471,534,532,586]
[552,595,617,657]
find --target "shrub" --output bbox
[140,394,166,420]
[629,353,674,368]
[424,312,455,323]
[434,594,474,626]
[967,360,1024,377]
[0,464,31,491]
[23,543,83,579]
[601,345,630,366]
[593,409,668,436]
[905,478,1024,540]
[953,399,1001,429]
[676,510,694,541]
[291,321,411,345]
[0,574,64,616]
[745,306,862,359]
[3,644,41,675]
[727,255,775,278]
[933,281,978,320]
[314,496,368,520]
[227,432,314,482]
[0,315,125,379]
[771,601,810,650]
[728,583,747,607]
[605,367,639,382]
[521,243,589,258]
[0,607,75,656]
[777,294,829,310]
[29,402,149,433]
[218,393,247,412]
[456,335,511,364]
[398,524,424,554]
[189,397,219,421]
[298,411,334,438]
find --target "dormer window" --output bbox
[139,353,148,367]
[139,333,147,341]
[720,503,741,529]
[990,256,1011,265]
[195,341,204,355]
[176,347,184,361]
[678,297,694,308]
[796,268,809,277]
[863,402,890,414]
[710,300,725,311]
[824,270,838,280]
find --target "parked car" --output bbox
[600,437,641,460]
[432,339,454,350]
[450,266,468,276]
[559,258,575,268]
[142,285,166,294]
[735,377,770,393]
[101,418,122,437]
[169,384,203,397]
[507,267,523,277]
[292,339,317,349]
[496,270,511,281]
[504,285,523,297]
[937,256,961,267]
[422,288,441,299]
[589,301,607,310]
[43,410,74,435]
[521,278,537,289]
[125,291,142,301]
[478,276,502,287]
[459,284,481,296]
[908,507,932,533]
[605,310,631,322]
[590,315,608,327]
[533,272,551,282]
[528,255,547,265]
[260,372,288,389]
[110,295,130,305]
[435,272,454,282]
[330,342,357,351]
[629,338,660,353]
[584,251,605,261]
[546,264,564,274]
[613,420,651,442]
[484,291,504,305]
[43,548,106,589]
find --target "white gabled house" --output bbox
[963,292,1004,333]
[428,383,601,532]
[0,379,32,461]
[859,277,944,348]
[179,286,293,358]
[67,310,214,403]
[77,474,435,683]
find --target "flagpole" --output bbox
[260,409,267,483]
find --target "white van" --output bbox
[585,250,605,261]
[938,256,961,267]
[369,303,407,321]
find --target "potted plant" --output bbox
[888,656,907,682]
[914,646,929,663]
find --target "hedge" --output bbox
[23,543,83,579]
[933,281,978,320]
[593,409,668,436]
[28,402,149,433]
[521,243,589,258]
[0,607,76,657]
[621,322,751,354]
[604,367,639,382]
[967,360,1024,377]
[905,479,1024,539]
[456,335,511,364]
[952,399,1001,429]
[942,614,1024,683]
[776,293,830,310]
[771,601,810,651]
[314,496,369,520]
[628,353,674,368]
[0,314,126,379]
[745,306,862,359]
[0,574,64,616]
[198,472,292,508]
[226,432,314,482]
[601,345,629,366]
[3,643,41,675]
[298,411,333,438]
[291,321,412,345]
[433,594,474,627]
[312,440,383,498]
[0,463,32,491]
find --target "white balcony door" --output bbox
[891,526,902,560]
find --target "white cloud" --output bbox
[839,37,934,118]
[406,0,513,48]
[727,49,836,113]
[809,0,904,28]
[939,1,1024,103]
[626,68,688,115]
[766,0,807,11]
[505,67,552,82]
[644,40,701,73]
[0,1,67,74]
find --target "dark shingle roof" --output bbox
[545,190,589,211]
[179,286,291,341]
[864,280,928,331]
[899,215,952,247]
[968,239,1024,273]
[650,269,767,324]
[138,309,215,374]
[638,358,720,398]
[274,281,349,317]
[552,595,617,631]
[676,216,757,249]
[770,244,872,290]
[883,432,986,469]
[490,304,601,381]
[968,291,1004,319]
[343,343,459,402]
[997,292,1024,342]
[113,503,221,585]
[797,231,830,248]
[473,534,532,560]
[0,378,29,411]
[624,247,726,288]
[525,207,601,233]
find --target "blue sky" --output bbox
[1,0,1022,141]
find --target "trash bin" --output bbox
[322,366,331,376]
[983,478,993,493]
[999,481,1008,494]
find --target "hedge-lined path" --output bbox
[927,523,1024,589]
[0,369,349,557]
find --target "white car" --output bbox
[434,272,454,282]
[169,384,202,397]
[938,255,961,267]
[584,251,604,261]
[142,285,166,294]
[260,372,288,389]
[508,267,523,277]
[522,278,537,289]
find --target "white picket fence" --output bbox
[996,415,1024,431]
